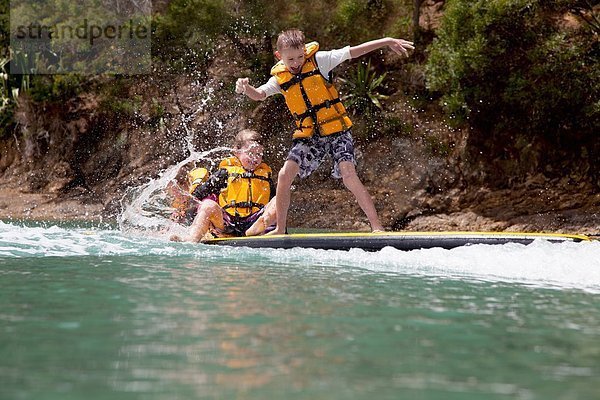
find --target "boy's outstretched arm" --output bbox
[349,37,415,59]
[236,78,266,101]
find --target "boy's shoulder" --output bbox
[305,41,319,57]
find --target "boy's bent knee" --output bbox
[340,166,359,184]
[338,161,356,175]
[278,162,299,185]
[338,161,355,176]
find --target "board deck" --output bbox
[203,231,591,252]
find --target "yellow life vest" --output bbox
[171,167,209,221]
[271,42,352,139]
[217,157,272,217]
[187,167,209,194]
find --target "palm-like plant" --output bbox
[339,59,388,114]
[1,57,9,111]
[0,57,16,131]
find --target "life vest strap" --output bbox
[293,97,343,122]
[223,201,265,211]
[279,69,322,91]
[317,112,351,128]
[229,172,270,182]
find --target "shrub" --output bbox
[152,0,232,68]
[340,59,389,114]
[426,0,599,184]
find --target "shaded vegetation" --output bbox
[1,0,598,202]
[426,0,599,186]
[340,59,389,114]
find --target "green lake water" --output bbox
[1,221,599,399]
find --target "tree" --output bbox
[413,0,423,42]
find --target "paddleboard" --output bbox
[203,231,591,251]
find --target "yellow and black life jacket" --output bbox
[218,157,272,217]
[271,42,352,139]
[170,167,209,223]
[187,167,209,195]
[170,167,209,216]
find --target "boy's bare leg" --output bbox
[338,161,384,232]
[245,197,277,236]
[266,160,299,235]
[170,200,224,242]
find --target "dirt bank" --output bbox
[2,142,598,236]
[1,26,597,235]
[2,184,598,236]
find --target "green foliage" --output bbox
[1,0,12,131]
[0,0,8,55]
[0,57,14,133]
[28,74,84,102]
[333,0,392,43]
[425,0,599,180]
[338,58,397,141]
[152,0,232,69]
[150,98,165,120]
[426,0,530,122]
[9,0,151,74]
[98,77,141,117]
[227,0,416,49]
[100,96,140,117]
[0,52,34,133]
[330,0,416,44]
[340,59,389,114]
[378,113,414,138]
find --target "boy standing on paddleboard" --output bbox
[236,29,413,234]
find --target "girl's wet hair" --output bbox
[276,29,305,51]
[234,129,261,150]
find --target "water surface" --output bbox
[1,221,599,399]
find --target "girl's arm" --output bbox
[192,169,228,200]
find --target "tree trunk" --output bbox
[413,0,423,43]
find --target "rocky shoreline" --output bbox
[0,187,105,223]
[2,180,598,237]
[1,117,598,235]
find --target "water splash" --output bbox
[1,220,599,293]
[118,82,235,238]
[0,221,180,258]
[117,147,229,238]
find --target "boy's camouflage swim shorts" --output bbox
[286,130,356,179]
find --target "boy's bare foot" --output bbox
[245,217,266,237]
[199,231,215,243]
[265,227,286,236]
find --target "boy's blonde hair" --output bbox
[276,29,305,51]
[233,129,261,150]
